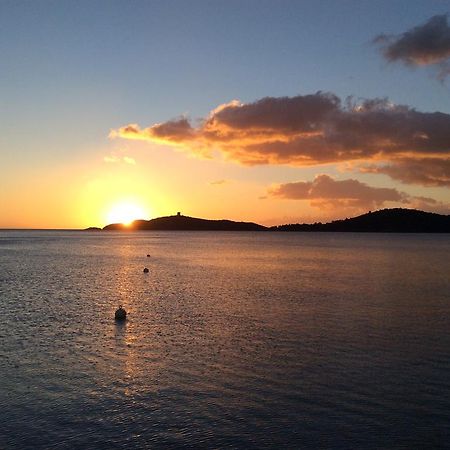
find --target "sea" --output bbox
[0,230,449,449]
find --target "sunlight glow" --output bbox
[106,202,148,225]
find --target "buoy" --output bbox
[143,267,149,273]
[147,254,150,257]
[115,305,127,321]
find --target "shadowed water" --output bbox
[0,231,449,449]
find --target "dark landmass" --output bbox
[271,208,450,233]
[93,209,450,233]
[84,227,102,231]
[103,214,267,231]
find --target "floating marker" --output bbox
[115,305,127,321]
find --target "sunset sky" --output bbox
[1,0,449,228]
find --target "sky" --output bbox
[1,0,449,228]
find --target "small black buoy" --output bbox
[146,254,150,257]
[115,305,127,321]
[143,267,149,273]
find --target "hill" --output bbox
[102,214,267,231]
[95,209,450,233]
[271,208,450,233]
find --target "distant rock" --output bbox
[84,227,102,231]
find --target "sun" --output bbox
[106,202,148,226]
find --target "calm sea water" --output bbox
[0,231,449,449]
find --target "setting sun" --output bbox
[106,202,149,225]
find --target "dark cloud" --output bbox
[206,93,340,132]
[268,174,449,214]
[112,93,450,183]
[374,14,450,79]
[149,118,194,141]
[111,118,194,143]
[361,157,450,187]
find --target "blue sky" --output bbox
[1,0,449,227]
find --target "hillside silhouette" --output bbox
[96,209,450,233]
[271,208,450,233]
[103,214,267,231]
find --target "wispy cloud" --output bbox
[374,14,450,80]
[112,92,450,186]
[209,179,228,185]
[123,156,136,165]
[104,155,120,163]
[103,155,136,165]
[268,174,449,214]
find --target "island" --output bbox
[102,213,267,231]
[89,209,450,233]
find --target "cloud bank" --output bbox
[268,174,448,214]
[112,92,450,186]
[374,14,450,79]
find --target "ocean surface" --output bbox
[0,230,449,449]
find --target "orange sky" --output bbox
[1,3,449,228]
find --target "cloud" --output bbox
[111,93,450,179]
[374,14,450,79]
[269,174,407,210]
[104,155,120,163]
[123,156,136,165]
[110,118,194,144]
[103,155,136,165]
[209,179,228,185]
[268,174,449,214]
[408,195,450,214]
[361,157,450,187]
